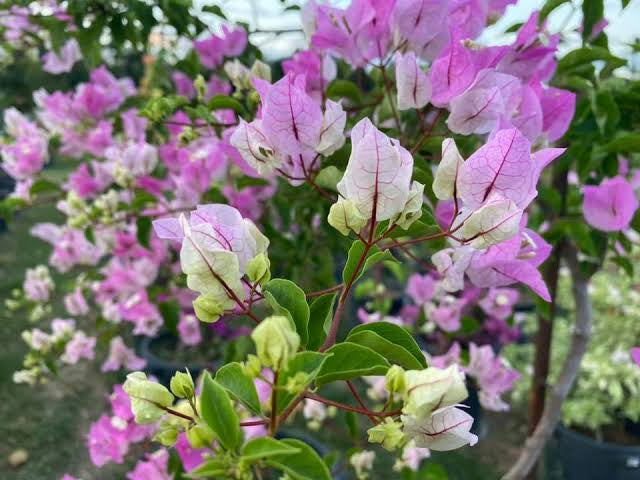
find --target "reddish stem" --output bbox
[306,284,344,299]
[411,109,443,155]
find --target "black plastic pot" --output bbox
[462,382,488,439]
[0,172,14,233]
[276,428,348,480]
[137,332,222,386]
[548,424,640,480]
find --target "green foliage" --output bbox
[264,438,332,480]
[200,372,242,451]
[214,363,262,416]
[207,94,247,116]
[274,351,329,414]
[346,322,427,369]
[263,279,310,347]
[343,240,398,285]
[505,254,640,432]
[136,216,152,249]
[326,79,363,103]
[539,0,570,22]
[316,342,390,386]
[240,436,300,461]
[307,292,337,350]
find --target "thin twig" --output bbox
[411,109,444,155]
[306,284,343,299]
[347,380,378,424]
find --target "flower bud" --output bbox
[385,365,406,394]
[123,372,174,424]
[194,74,207,100]
[170,370,195,399]
[241,354,262,378]
[250,315,300,370]
[246,253,270,284]
[367,418,406,451]
[224,59,251,90]
[402,365,467,420]
[186,421,215,449]
[328,197,367,236]
[193,294,224,323]
[154,424,179,446]
[250,60,272,82]
[178,126,199,146]
[350,450,376,480]
[392,181,424,230]
[284,371,310,395]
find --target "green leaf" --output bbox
[266,438,331,480]
[32,16,67,52]
[132,188,157,210]
[345,411,360,440]
[207,95,246,115]
[607,133,640,153]
[557,47,625,74]
[158,300,180,333]
[200,372,242,451]
[236,177,271,189]
[539,0,570,22]
[326,79,363,103]
[307,293,337,351]
[346,330,423,369]
[75,17,106,67]
[611,255,633,277]
[582,0,604,42]
[342,240,397,286]
[460,316,481,335]
[314,166,343,191]
[241,437,301,462]
[504,22,524,33]
[183,459,227,478]
[593,90,620,135]
[346,322,427,369]
[0,197,26,221]
[201,5,227,18]
[214,362,262,416]
[30,179,60,195]
[136,216,152,249]
[276,351,330,414]
[386,219,440,239]
[316,342,390,386]
[418,462,449,480]
[83,227,95,245]
[263,279,310,346]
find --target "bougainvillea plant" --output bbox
[2,0,639,479]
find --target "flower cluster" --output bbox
[14,318,95,385]
[7,0,636,478]
[0,108,49,196]
[87,385,156,467]
[231,72,346,182]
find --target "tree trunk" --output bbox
[503,246,593,480]
[525,169,569,479]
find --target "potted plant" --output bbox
[505,256,640,480]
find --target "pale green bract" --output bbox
[179,216,244,311]
[123,372,174,424]
[251,315,300,370]
[402,365,468,420]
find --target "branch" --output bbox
[378,64,402,133]
[502,245,593,480]
[306,284,343,299]
[411,109,443,155]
